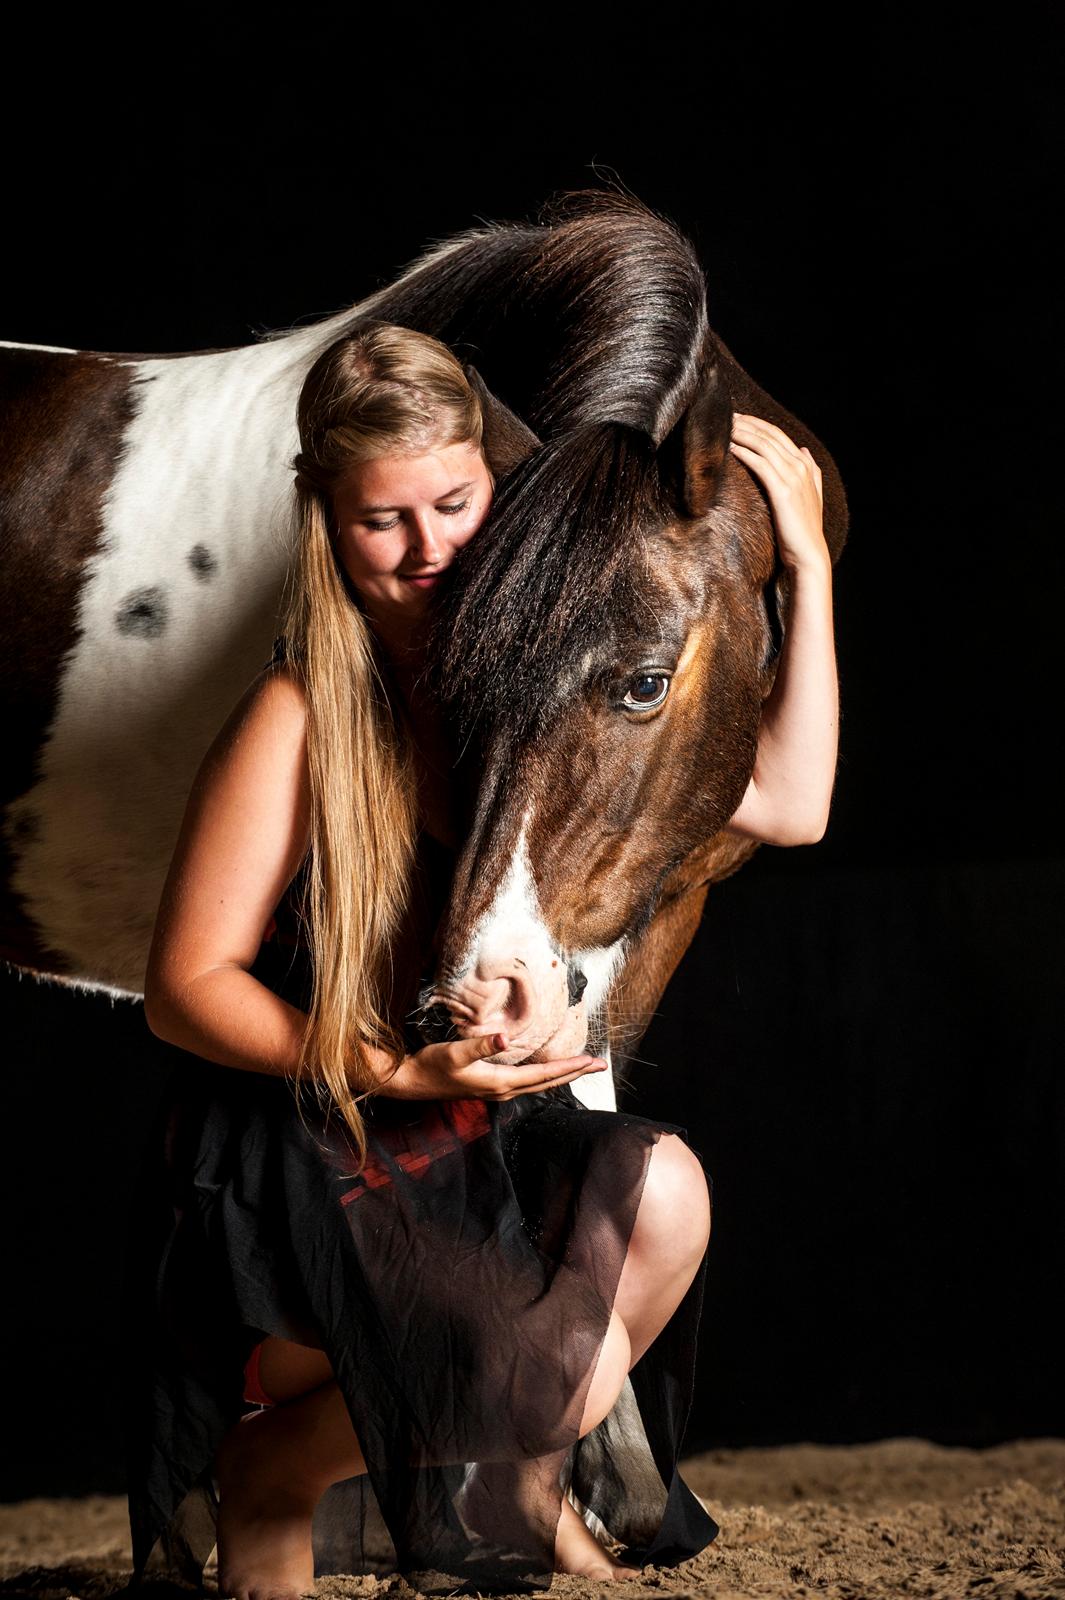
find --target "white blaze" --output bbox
[454,811,626,1113]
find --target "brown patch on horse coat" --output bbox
[0,347,137,972]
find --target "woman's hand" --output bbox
[372,1031,609,1102]
[730,413,829,573]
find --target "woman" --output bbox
[129,322,837,1599]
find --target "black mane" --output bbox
[359,187,711,446]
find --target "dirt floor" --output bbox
[1,1437,1062,1600]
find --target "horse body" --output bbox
[1,329,336,991]
[1,192,848,1112]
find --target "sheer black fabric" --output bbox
[123,818,718,1594]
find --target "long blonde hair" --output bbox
[277,321,487,1173]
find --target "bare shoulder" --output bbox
[196,660,312,847]
[234,659,308,735]
[198,661,308,782]
[144,664,313,998]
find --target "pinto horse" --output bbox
[0,189,847,1112]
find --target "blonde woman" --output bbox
[129,321,837,1599]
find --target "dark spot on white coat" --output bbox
[116,586,168,638]
[188,543,216,579]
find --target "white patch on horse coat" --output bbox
[569,940,627,1112]
[571,1041,619,1112]
[453,808,555,995]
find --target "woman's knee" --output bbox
[255,1335,335,1403]
[579,1308,631,1439]
[634,1134,711,1266]
[509,1307,629,1455]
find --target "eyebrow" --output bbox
[357,480,476,515]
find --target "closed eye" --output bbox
[365,499,471,532]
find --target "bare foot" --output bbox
[554,1497,640,1581]
[214,1413,316,1600]
[455,1465,637,1579]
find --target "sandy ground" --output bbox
[1,1438,1062,1600]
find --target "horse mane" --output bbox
[356,187,710,444]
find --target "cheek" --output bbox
[341,532,401,578]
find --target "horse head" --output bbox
[416,343,846,1101]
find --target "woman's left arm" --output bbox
[723,412,839,846]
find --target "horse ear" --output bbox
[657,354,733,519]
[463,362,542,478]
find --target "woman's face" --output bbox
[331,439,493,635]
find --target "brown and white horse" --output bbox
[0,190,847,1113]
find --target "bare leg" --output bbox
[456,1308,640,1581]
[216,1313,637,1596]
[456,1136,709,1590]
[542,1134,711,1579]
[214,1372,365,1600]
[613,1132,712,1365]
[216,1135,710,1596]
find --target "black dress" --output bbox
[122,824,719,1596]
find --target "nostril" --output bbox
[568,966,588,1006]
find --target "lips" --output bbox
[400,572,443,589]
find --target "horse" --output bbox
[0,188,848,1114]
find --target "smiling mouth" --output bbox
[400,571,445,586]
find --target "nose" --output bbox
[408,513,446,567]
[457,964,537,1035]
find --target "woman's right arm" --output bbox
[143,666,609,1100]
[142,665,316,1077]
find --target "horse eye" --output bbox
[621,673,671,712]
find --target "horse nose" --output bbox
[568,966,588,1005]
[442,965,537,1035]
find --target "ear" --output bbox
[463,362,542,478]
[657,351,733,519]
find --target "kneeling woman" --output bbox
[127,322,837,1598]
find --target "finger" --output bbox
[451,1031,509,1064]
[800,446,825,505]
[498,1063,610,1100]
[495,1056,607,1092]
[734,413,806,462]
[732,423,803,479]
[730,439,786,484]
[731,435,815,500]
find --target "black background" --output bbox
[3,5,1061,1497]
